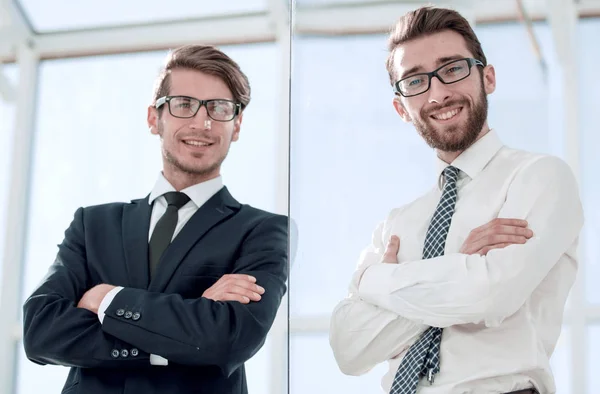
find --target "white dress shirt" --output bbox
[97,173,224,365]
[329,130,584,394]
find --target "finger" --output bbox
[211,293,251,304]
[221,274,257,283]
[226,279,265,294]
[481,225,533,238]
[468,234,527,254]
[382,236,400,263]
[476,242,512,256]
[221,284,262,301]
[470,224,532,248]
[475,218,528,233]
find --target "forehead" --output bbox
[168,68,233,100]
[392,30,474,76]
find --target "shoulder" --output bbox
[499,146,573,176]
[499,148,576,185]
[236,204,289,230]
[79,199,141,215]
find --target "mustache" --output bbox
[423,99,469,117]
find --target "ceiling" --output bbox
[0,0,598,61]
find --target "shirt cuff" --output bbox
[98,286,124,324]
[150,354,169,366]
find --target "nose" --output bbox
[426,76,453,104]
[188,104,210,129]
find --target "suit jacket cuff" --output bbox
[98,286,124,324]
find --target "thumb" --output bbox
[382,235,400,263]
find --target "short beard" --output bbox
[159,123,226,178]
[413,85,488,152]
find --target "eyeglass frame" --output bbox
[393,57,485,98]
[155,95,242,122]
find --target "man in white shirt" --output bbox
[329,6,583,394]
[23,45,288,394]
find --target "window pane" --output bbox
[289,23,559,318]
[580,18,600,304]
[18,43,280,393]
[297,0,381,6]
[0,64,18,306]
[550,326,571,394]
[589,325,600,393]
[291,333,388,394]
[16,342,69,394]
[18,0,267,32]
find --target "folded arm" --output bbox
[358,156,584,328]
[22,208,151,368]
[330,221,428,376]
[101,214,288,377]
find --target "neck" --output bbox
[436,123,491,164]
[162,167,220,191]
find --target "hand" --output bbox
[202,274,265,304]
[77,284,116,314]
[460,218,533,256]
[382,235,400,264]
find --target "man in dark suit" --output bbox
[22,45,288,394]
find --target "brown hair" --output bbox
[385,6,487,85]
[153,45,251,114]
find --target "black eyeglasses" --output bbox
[394,58,484,97]
[155,95,241,122]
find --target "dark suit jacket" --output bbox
[22,187,288,394]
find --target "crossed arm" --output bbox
[23,210,288,376]
[330,156,583,375]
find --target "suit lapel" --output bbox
[122,196,152,289]
[148,187,240,293]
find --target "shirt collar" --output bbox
[148,173,224,208]
[435,129,503,189]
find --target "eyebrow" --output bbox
[399,55,466,80]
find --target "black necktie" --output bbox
[149,191,190,277]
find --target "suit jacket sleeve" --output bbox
[101,214,288,377]
[22,207,152,368]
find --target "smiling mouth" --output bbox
[183,140,213,147]
[430,107,463,121]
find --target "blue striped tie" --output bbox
[389,165,460,394]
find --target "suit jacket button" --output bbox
[111,349,120,358]
[116,309,125,317]
[131,348,139,357]
[132,312,141,321]
[124,311,133,319]
[121,349,129,358]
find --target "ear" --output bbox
[231,111,243,142]
[147,106,160,135]
[482,64,496,95]
[393,96,412,123]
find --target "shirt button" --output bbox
[116,309,125,317]
[124,311,133,319]
[121,349,129,358]
[131,348,139,357]
[132,312,141,321]
[111,349,120,358]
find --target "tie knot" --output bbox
[443,166,459,184]
[163,192,190,209]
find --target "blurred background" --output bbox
[0,0,598,393]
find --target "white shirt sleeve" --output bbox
[358,156,584,328]
[97,286,123,324]
[149,354,169,366]
[97,286,169,366]
[329,220,429,376]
